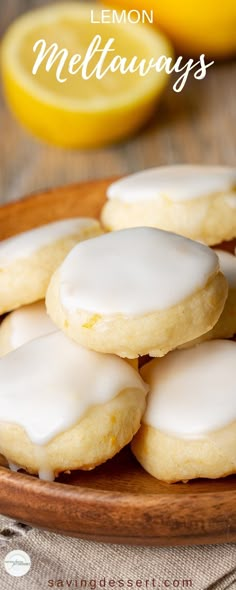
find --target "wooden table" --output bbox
[0,0,236,205]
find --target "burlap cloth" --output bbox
[0,515,235,590]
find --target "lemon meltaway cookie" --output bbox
[182,250,236,347]
[0,331,148,480]
[0,301,55,356]
[0,217,102,314]
[46,227,227,358]
[132,340,236,483]
[101,165,236,245]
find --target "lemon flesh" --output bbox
[1,3,173,147]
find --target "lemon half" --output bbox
[1,3,173,148]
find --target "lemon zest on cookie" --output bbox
[82,314,101,329]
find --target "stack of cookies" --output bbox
[0,165,235,483]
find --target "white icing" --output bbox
[215,250,236,289]
[0,331,148,445]
[38,468,55,482]
[8,462,21,472]
[141,340,236,438]
[0,218,100,266]
[59,227,219,316]
[34,447,56,481]
[8,455,54,481]
[107,165,236,203]
[7,302,56,350]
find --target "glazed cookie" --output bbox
[0,217,102,314]
[46,227,227,358]
[0,301,55,356]
[101,165,236,245]
[132,340,236,483]
[0,301,138,367]
[181,250,236,347]
[0,331,148,480]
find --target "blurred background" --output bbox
[0,0,235,204]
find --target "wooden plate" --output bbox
[0,179,236,547]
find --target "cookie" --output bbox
[101,165,236,245]
[0,217,102,314]
[132,340,236,482]
[182,249,236,347]
[0,301,55,356]
[0,300,138,367]
[0,331,148,480]
[46,227,227,358]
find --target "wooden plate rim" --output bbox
[1,465,236,502]
[0,179,236,545]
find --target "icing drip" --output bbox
[8,462,21,472]
[38,468,55,482]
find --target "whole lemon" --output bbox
[102,0,236,58]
